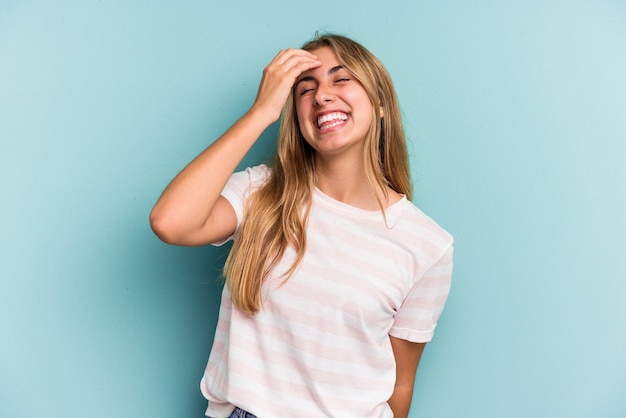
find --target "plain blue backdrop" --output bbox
[1,1,625,417]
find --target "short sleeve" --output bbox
[211,164,272,246]
[389,244,454,343]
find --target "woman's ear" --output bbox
[379,107,384,118]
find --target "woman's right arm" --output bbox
[149,49,320,246]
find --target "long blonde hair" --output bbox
[224,34,411,315]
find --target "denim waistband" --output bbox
[207,406,257,418]
[230,407,257,418]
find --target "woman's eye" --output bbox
[299,87,314,96]
[336,78,350,83]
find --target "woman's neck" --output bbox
[313,157,401,210]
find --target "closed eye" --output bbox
[299,86,315,96]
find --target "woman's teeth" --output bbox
[317,112,348,129]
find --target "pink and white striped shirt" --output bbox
[201,165,454,418]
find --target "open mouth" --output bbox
[317,112,348,131]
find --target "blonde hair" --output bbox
[224,34,411,315]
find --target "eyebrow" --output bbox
[295,65,346,87]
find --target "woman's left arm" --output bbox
[387,336,426,418]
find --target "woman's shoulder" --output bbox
[399,200,454,247]
[242,163,273,180]
[229,164,273,188]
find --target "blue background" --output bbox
[1,1,625,417]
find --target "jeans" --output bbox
[207,407,257,418]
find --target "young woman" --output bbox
[150,34,454,418]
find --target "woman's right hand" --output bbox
[250,48,321,123]
[150,48,320,246]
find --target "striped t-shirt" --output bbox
[201,165,454,418]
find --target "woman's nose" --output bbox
[314,85,334,106]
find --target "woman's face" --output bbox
[294,46,373,159]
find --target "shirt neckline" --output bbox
[313,187,408,222]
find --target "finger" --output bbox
[272,48,318,67]
[282,55,322,80]
[278,51,321,75]
[261,56,320,91]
